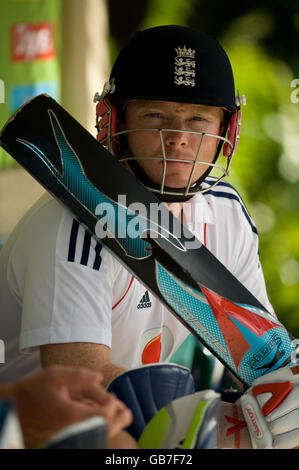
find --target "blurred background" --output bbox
[0,0,298,343]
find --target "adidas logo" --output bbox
[137,290,152,309]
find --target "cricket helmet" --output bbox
[94,25,245,202]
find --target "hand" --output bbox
[9,365,133,448]
[240,365,299,449]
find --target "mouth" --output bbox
[160,158,194,170]
[164,161,192,169]
[158,155,194,166]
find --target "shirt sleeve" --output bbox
[17,202,115,352]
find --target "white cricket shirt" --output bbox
[0,177,273,382]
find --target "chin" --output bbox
[164,174,195,187]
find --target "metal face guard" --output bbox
[111,127,234,197]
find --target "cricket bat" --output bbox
[0,94,295,386]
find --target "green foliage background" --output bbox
[108,0,299,336]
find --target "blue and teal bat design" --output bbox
[0,94,296,386]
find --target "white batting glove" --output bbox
[240,365,299,449]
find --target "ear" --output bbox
[95,96,117,144]
[223,109,242,157]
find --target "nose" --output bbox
[164,130,188,148]
[163,120,189,148]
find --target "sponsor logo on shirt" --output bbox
[137,290,152,309]
[134,327,175,366]
[142,333,162,364]
[11,22,56,62]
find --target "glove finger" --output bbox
[263,390,299,421]
[273,429,299,449]
[268,409,299,435]
[252,366,299,386]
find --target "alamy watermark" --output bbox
[291,339,299,363]
[0,79,5,104]
[94,195,202,250]
[290,79,299,104]
[0,339,4,363]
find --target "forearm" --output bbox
[100,363,126,388]
[40,342,125,388]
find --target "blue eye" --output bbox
[191,116,205,121]
[147,113,161,118]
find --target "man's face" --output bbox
[120,100,225,189]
